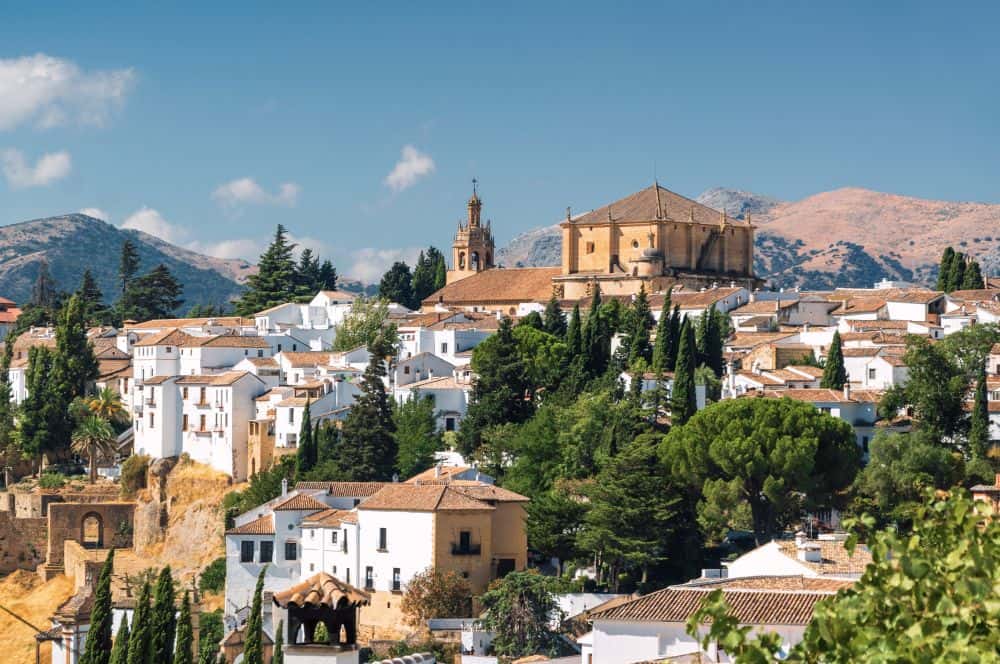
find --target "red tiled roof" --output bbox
[273,492,328,512]
[225,514,274,535]
[423,267,561,306]
[294,481,387,497]
[569,184,751,228]
[360,484,495,512]
[272,572,369,609]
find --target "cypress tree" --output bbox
[695,306,711,368]
[0,335,15,457]
[665,305,681,371]
[272,620,284,664]
[318,259,338,291]
[235,225,298,316]
[935,247,954,292]
[565,304,582,358]
[174,590,194,664]
[109,617,129,664]
[80,549,115,664]
[969,368,990,461]
[53,294,99,399]
[150,566,177,664]
[295,399,315,478]
[963,259,985,290]
[946,252,966,294]
[338,335,397,480]
[543,295,566,337]
[433,252,447,292]
[243,568,266,664]
[671,318,697,426]
[127,581,152,664]
[627,284,653,368]
[704,304,725,377]
[77,269,107,325]
[821,330,848,390]
[583,286,610,376]
[651,293,673,373]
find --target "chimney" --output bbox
[281,478,288,496]
[843,383,852,400]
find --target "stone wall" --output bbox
[0,511,48,573]
[40,502,135,580]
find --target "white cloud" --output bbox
[187,238,264,261]
[212,177,301,210]
[0,54,135,131]
[120,206,189,244]
[2,148,71,188]
[383,145,435,193]
[79,207,109,221]
[343,247,423,283]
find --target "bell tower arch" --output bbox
[448,179,495,285]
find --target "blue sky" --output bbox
[2,2,998,280]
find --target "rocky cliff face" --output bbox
[0,213,248,308]
[496,187,1000,289]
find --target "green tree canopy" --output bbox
[127,580,152,664]
[668,397,861,544]
[235,225,298,315]
[820,330,848,390]
[243,567,266,664]
[332,297,398,352]
[393,395,441,479]
[670,317,697,426]
[337,335,397,480]
[478,571,563,659]
[400,567,473,626]
[80,549,115,664]
[174,590,194,664]
[378,261,416,309]
[150,566,177,664]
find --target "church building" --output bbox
[423,182,761,313]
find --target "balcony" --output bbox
[195,400,210,408]
[451,543,481,556]
[144,397,156,407]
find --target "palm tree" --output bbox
[72,416,116,484]
[87,387,126,423]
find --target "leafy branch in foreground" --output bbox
[686,489,1000,662]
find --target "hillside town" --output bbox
[0,181,996,664]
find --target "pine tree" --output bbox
[583,286,610,377]
[542,295,566,337]
[31,261,58,310]
[338,336,397,480]
[411,250,438,303]
[963,258,985,290]
[946,252,966,294]
[127,581,152,664]
[127,264,184,320]
[317,260,338,291]
[235,225,298,316]
[821,330,848,390]
[394,395,441,479]
[150,566,177,664]
[651,293,673,373]
[294,248,321,300]
[173,590,194,664]
[109,616,129,664]
[77,269,107,325]
[119,240,141,296]
[243,568,266,664]
[378,262,415,309]
[936,247,955,291]
[671,318,697,426]
[565,304,582,358]
[969,367,990,461]
[458,317,532,455]
[80,549,115,664]
[52,294,99,399]
[627,285,653,368]
[272,620,284,664]
[295,399,315,478]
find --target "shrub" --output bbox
[38,472,65,489]
[120,454,150,496]
[199,557,226,595]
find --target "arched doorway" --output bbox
[81,513,103,549]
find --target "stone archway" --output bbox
[81,512,103,549]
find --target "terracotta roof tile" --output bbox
[278,351,334,367]
[569,184,751,228]
[175,370,258,386]
[127,316,250,330]
[272,572,369,609]
[186,335,271,348]
[294,481,388,497]
[360,484,494,512]
[774,539,873,576]
[664,287,745,309]
[133,328,194,347]
[423,267,561,306]
[302,508,354,527]
[272,492,328,511]
[226,514,274,535]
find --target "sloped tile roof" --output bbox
[272,572,369,609]
[272,492,328,512]
[294,481,388,497]
[569,184,750,228]
[132,328,195,347]
[186,335,271,348]
[360,484,494,512]
[422,267,561,306]
[225,514,275,535]
[175,370,258,386]
[775,540,873,576]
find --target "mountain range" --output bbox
[497,187,1000,290]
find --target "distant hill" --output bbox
[0,213,248,309]
[497,187,1000,290]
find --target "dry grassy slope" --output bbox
[133,461,232,587]
[0,570,74,664]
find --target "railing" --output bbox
[451,543,481,556]
[144,397,156,406]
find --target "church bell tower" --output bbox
[447,179,495,285]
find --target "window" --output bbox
[868,368,876,380]
[310,528,315,539]
[332,565,337,575]
[182,415,188,432]
[404,366,410,375]
[631,239,639,249]
[345,568,350,584]
[378,528,387,551]
[459,530,471,551]
[284,541,297,561]
[258,350,264,358]
[862,436,870,453]
[392,568,401,591]
[441,342,448,354]
[200,387,207,404]
[289,409,294,423]
[199,414,206,431]
[148,412,155,428]
[309,563,315,572]
[585,241,595,254]
[343,529,348,552]
[365,566,374,589]
[260,540,273,563]
[445,417,456,432]
[331,531,338,545]
[182,387,188,399]
[166,346,172,353]
[240,541,255,563]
